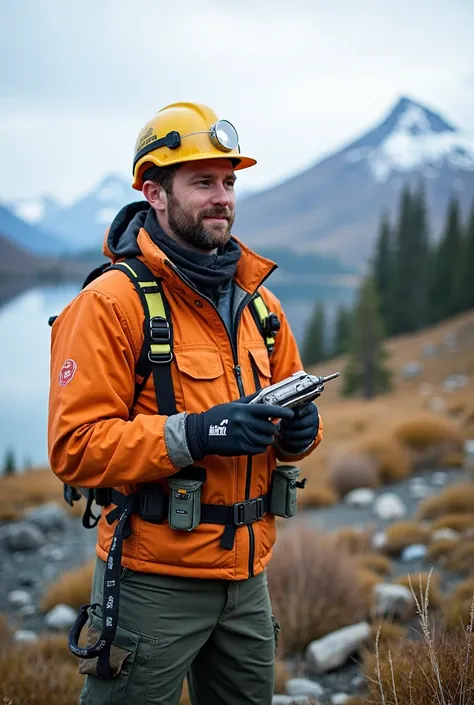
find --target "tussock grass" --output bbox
[267,523,368,655]
[439,450,466,468]
[426,537,460,564]
[274,659,290,694]
[362,573,474,705]
[444,540,474,576]
[383,520,431,555]
[40,559,94,612]
[395,571,443,608]
[333,527,374,555]
[392,414,464,451]
[357,568,384,608]
[432,512,474,532]
[367,620,408,649]
[355,433,411,484]
[418,483,474,520]
[327,451,379,497]
[443,579,474,630]
[356,553,392,577]
[0,467,83,520]
[297,481,339,509]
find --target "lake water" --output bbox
[0,279,356,469]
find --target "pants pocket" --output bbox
[79,618,157,705]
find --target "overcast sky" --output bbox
[1,0,473,205]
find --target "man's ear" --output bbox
[142,181,167,213]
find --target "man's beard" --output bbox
[167,193,235,251]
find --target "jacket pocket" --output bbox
[248,347,271,392]
[174,347,228,412]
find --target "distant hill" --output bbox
[0,205,68,256]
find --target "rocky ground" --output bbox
[0,465,469,704]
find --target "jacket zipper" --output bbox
[165,259,276,577]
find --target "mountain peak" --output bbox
[385,96,456,135]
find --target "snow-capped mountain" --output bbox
[233,96,474,264]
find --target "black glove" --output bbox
[276,401,319,454]
[185,399,294,461]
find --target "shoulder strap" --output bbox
[250,291,280,355]
[108,258,177,417]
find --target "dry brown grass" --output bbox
[443,579,474,630]
[432,512,474,532]
[356,553,392,577]
[395,571,443,608]
[383,520,431,555]
[357,568,384,609]
[267,523,369,655]
[333,527,374,555]
[444,540,474,576]
[0,467,83,519]
[354,433,412,484]
[297,481,339,509]
[274,659,290,694]
[0,626,84,705]
[439,450,466,468]
[327,451,380,497]
[393,414,464,451]
[426,537,460,564]
[367,620,408,649]
[40,559,95,612]
[418,483,474,520]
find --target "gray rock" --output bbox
[409,479,430,499]
[374,583,414,620]
[345,488,375,507]
[332,695,351,705]
[401,544,428,561]
[23,502,69,532]
[374,493,406,520]
[8,589,32,608]
[421,343,438,357]
[18,604,36,617]
[44,604,77,630]
[443,373,467,391]
[286,677,324,698]
[305,622,371,674]
[372,531,387,550]
[465,439,474,456]
[432,471,447,486]
[13,629,38,643]
[402,361,423,379]
[431,528,460,542]
[0,522,45,551]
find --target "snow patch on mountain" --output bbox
[12,199,45,224]
[347,104,474,182]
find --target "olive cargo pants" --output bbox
[79,558,277,705]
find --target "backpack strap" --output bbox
[108,258,177,417]
[250,291,281,355]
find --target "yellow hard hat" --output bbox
[132,102,257,190]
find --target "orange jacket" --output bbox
[48,222,322,581]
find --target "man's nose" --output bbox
[210,182,232,207]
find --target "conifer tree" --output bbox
[301,301,326,367]
[3,449,16,476]
[430,196,464,322]
[333,305,353,357]
[460,200,474,311]
[341,276,392,399]
[373,211,395,335]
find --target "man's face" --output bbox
[165,159,237,251]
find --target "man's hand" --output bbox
[276,401,319,454]
[185,401,294,461]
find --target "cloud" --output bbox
[1,0,473,202]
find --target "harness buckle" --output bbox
[233,497,264,526]
[149,316,171,343]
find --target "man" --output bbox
[48,102,322,705]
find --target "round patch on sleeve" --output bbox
[59,359,77,387]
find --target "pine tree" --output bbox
[460,200,474,311]
[301,301,326,367]
[430,196,464,322]
[373,211,395,335]
[391,185,413,335]
[409,181,431,328]
[3,449,16,476]
[333,305,353,357]
[341,276,392,399]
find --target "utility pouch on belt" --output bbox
[270,465,302,518]
[168,478,203,531]
[139,484,165,524]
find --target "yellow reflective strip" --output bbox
[267,336,275,346]
[138,281,157,288]
[252,295,269,323]
[150,343,171,354]
[120,262,138,278]
[144,292,166,319]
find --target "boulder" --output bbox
[374,493,406,520]
[373,583,414,620]
[345,488,375,507]
[0,522,45,551]
[23,502,69,532]
[305,622,371,674]
[44,604,77,630]
[8,590,32,608]
[401,544,428,561]
[13,630,38,643]
[286,678,324,698]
